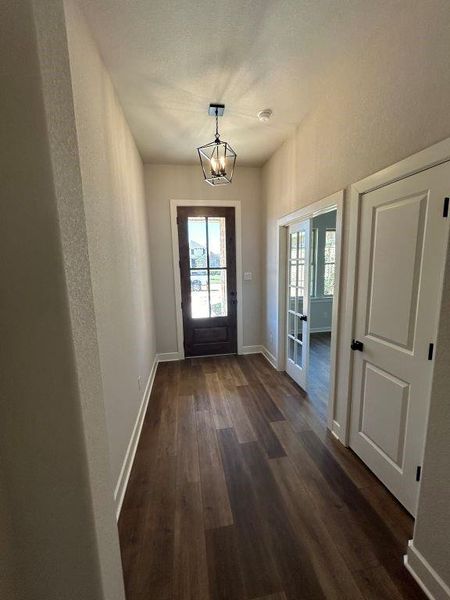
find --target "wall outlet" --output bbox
[137,375,142,391]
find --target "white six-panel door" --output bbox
[286,220,311,389]
[349,161,450,515]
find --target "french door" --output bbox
[286,220,311,388]
[349,161,450,515]
[177,206,237,357]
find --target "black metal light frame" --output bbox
[197,103,237,186]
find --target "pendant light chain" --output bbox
[215,108,220,142]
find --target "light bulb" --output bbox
[219,156,226,175]
[211,157,218,175]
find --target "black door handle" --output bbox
[299,315,307,321]
[351,339,364,351]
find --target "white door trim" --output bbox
[169,199,243,358]
[276,190,344,435]
[340,136,450,444]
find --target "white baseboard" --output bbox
[114,355,158,519]
[261,346,279,370]
[241,344,263,355]
[404,540,450,600]
[310,326,332,333]
[157,351,182,362]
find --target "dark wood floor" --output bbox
[119,353,425,600]
[308,332,331,420]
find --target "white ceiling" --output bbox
[78,0,388,166]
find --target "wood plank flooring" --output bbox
[308,332,331,421]
[119,354,425,600]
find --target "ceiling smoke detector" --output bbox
[257,109,273,122]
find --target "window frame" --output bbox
[187,215,228,318]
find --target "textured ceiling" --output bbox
[77,0,389,166]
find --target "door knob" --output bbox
[299,315,307,321]
[351,339,364,351]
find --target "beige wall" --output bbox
[145,165,262,354]
[0,1,124,597]
[64,0,156,496]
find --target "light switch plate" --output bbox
[244,272,252,281]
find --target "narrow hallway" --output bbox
[118,355,425,600]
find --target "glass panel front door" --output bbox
[178,206,237,357]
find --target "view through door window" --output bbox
[324,229,336,296]
[188,216,227,318]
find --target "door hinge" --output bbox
[179,260,181,269]
[176,216,180,225]
[181,301,184,310]
[428,343,434,360]
[416,466,422,482]
[443,197,449,218]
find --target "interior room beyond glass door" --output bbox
[286,220,311,389]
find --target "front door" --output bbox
[286,219,311,389]
[177,206,237,357]
[349,161,450,515]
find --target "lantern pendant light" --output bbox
[197,103,237,186]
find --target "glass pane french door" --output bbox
[286,219,311,389]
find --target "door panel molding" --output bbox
[359,361,409,469]
[366,193,427,350]
[170,199,243,358]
